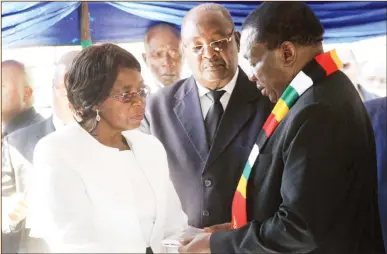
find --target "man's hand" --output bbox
[178,232,212,253]
[203,222,231,233]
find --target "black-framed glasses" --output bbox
[188,29,235,55]
[109,86,151,103]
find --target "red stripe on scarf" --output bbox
[315,52,338,76]
[262,113,279,137]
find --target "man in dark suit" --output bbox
[1,60,43,254]
[180,2,384,254]
[141,3,272,229]
[365,97,387,251]
[2,51,79,253]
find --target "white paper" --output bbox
[162,226,204,247]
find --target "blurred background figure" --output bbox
[1,60,43,136]
[338,47,380,101]
[1,59,43,254]
[1,51,79,254]
[364,97,387,252]
[359,55,386,100]
[142,22,183,92]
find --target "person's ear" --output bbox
[279,41,296,67]
[23,86,33,103]
[142,53,147,65]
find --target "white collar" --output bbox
[196,68,239,97]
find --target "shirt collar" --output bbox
[196,68,239,98]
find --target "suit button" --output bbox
[204,179,212,187]
[202,210,210,216]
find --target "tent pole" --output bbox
[80,2,92,48]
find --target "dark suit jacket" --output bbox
[365,97,387,251]
[211,71,385,253]
[2,107,44,137]
[141,68,273,228]
[2,116,55,254]
[3,116,55,195]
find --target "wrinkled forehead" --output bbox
[147,28,180,47]
[182,11,233,42]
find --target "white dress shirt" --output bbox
[27,122,188,253]
[196,68,239,119]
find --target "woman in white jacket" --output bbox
[27,43,187,253]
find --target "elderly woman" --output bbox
[27,43,187,253]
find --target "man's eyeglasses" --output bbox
[188,29,235,55]
[109,86,151,103]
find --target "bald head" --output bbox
[144,23,180,48]
[180,3,238,90]
[181,3,233,38]
[52,50,80,124]
[2,60,26,73]
[1,60,33,122]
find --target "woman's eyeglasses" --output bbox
[187,29,235,55]
[109,86,151,103]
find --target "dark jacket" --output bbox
[2,116,55,254]
[141,68,273,228]
[211,71,384,253]
[365,97,387,251]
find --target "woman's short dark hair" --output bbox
[242,2,324,50]
[66,43,141,121]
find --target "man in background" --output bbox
[1,51,79,253]
[2,59,44,253]
[1,60,43,136]
[142,22,183,92]
[359,55,386,100]
[365,97,387,251]
[338,48,380,101]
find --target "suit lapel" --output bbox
[204,69,266,170]
[173,77,209,163]
[43,116,56,134]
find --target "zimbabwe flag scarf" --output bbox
[231,50,343,229]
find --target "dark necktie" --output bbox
[204,90,226,146]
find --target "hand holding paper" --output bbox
[178,232,212,253]
[203,222,231,233]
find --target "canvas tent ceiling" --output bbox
[2,1,387,48]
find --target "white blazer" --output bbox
[27,123,188,253]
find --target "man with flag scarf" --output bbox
[179,2,385,254]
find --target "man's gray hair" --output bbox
[181,3,234,33]
[144,22,180,47]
